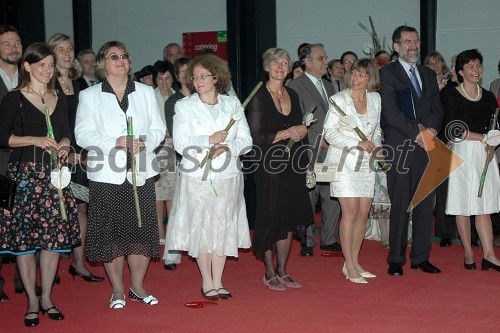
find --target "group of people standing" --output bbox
[0,22,499,329]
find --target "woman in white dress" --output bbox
[165,54,252,300]
[443,49,500,271]
[324,59,382,283]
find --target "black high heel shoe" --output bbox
[464,262,477,270]
[68,265,104,282]
[482,258,500,271]
[24,311,39,327]
[40,301,64,320]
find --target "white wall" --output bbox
[437,0,500,87]
[91,0,226,72]
[43,0,500,86]
[44,0,73,40]
[277,0,419,61]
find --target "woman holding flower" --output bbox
[247,48,313,291]
[324,58,382,283]
[0,43,80,326]
[75,41,165,308]
[165,54,252,300]
[443,49,500,271]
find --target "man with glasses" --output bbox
[288,43,341,257]
[380,25,443,276]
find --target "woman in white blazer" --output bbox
[164,54,252,301]
[324,59,382,283]
[75,41,165,309]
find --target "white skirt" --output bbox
[446,141,500,216]
[163,173,251,264]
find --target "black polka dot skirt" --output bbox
[86,178,159,262]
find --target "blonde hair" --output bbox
[47,33,82,79]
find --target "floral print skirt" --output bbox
[0,162,80,255]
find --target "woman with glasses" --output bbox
[324,59,382,283]
[164,54,252,300]
[443,49,500,272]
[75,41,165,308]
[47,33,104,284]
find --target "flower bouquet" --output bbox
[285,103,317,156]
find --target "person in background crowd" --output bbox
[151,60,176,246]
[374,50,391,68]
[137,65,154,87]
[163,42,183,64]
[288,43,342,257]
[284,60,304,85]
[424,51,450,91]
[327,59,344,91]
[0,24,22,303]
[75,41,165,309]
[76,49,99,89]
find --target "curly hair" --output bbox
[185,54,231,93]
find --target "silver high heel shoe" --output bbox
[342,264,367,284]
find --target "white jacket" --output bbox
[324,89,382,174]
[75,82,166,184]
[173,93,252,180]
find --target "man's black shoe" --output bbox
[320,242,342,252]
[388,262,403,276]
[300,246,313,256]
[410,260,441,273]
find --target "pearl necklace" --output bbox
[266,83,284,113]
[460,83,481,102]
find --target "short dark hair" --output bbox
[455,49,483,83]
[299,43,324,68]
[0,25,20,36]
[340,51,358,63]
[392,25,419,44]
[152,60,174,83]
[173,57,191,79]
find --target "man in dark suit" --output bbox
[380,26,443,276]
[76,49,99,90]
[288,43,341,256]
[0,24,23,302]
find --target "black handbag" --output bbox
[0,174,16,210]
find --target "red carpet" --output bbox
[1,240,499,332]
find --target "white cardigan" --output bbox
[173,93,252,180]
[75,82,166,184]
[324,89,382,174]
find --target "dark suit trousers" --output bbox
[387,149,434,265]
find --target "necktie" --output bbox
[409,66,422,98]
[316,79,328,102]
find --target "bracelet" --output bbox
[481,134,488,143]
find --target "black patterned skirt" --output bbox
[86,178,159,262]
[0,162,80,255]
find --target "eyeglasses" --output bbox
[401,39,421,46]
[191,73,214,81]
[351,71,369,79]
[343,60,355,64]
[106,53,129,61]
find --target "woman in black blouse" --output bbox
[0,43,80,326]
[442,49,500,271]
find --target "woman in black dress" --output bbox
[0,43,80,326]
[248,48,313,291]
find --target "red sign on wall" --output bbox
[182,31,228,60]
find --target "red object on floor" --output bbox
[1,241,500,332]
